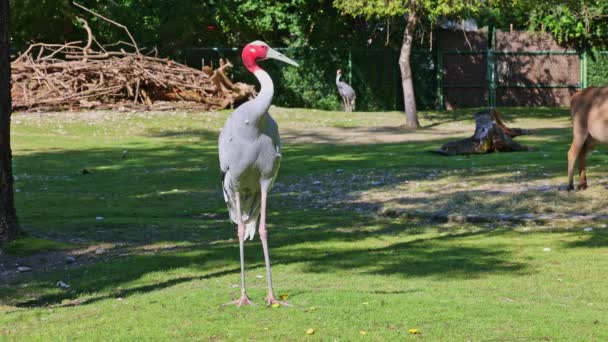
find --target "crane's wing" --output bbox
[338,81,356,99]
[259,112,281,185]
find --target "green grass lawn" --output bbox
[1,107,607,341]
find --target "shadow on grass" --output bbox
[565,230,608,248]
[419,107,570,124]
[4,117,593,308]
[6,223,526,308]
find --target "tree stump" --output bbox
[435,109,531,155]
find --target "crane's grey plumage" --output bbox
[336,69,356,112]
[218,40,298,307]
[219,71,280,241]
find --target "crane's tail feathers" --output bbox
[223,173,261,239]
[244,220,257,240]
[221,170,229,203]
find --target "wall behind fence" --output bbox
[179,39,608,112]
[179,47,435,112]
[438,28,583,109]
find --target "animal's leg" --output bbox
[342,96,348,112]
[577,137,597,190]
[259,189,290,307]
[351,98,355,112]
[224,191,254,307]
[567,130,588,191]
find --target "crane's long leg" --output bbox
[259,189,290,307]
[224,191,254,307]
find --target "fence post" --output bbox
[393,49,398,110]
[436,47,443,110]
[579,52,587,89]
[487,26,497,108]
[348,48,353,85]
[435,29,443,110]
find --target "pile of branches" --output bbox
[11,14,255,112]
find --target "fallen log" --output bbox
[435,109,532,155]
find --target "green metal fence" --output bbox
[436,26,588,109]
[179,42,608,111]
[179,47,436,111]
[588,51,608,87]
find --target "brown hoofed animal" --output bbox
[567,87,608,191]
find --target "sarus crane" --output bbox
[336,69,356,112]
[218,41,298,307]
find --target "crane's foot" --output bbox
[223,293,255,308]
[265,294,292,307]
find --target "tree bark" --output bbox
[399,8,420,128]
[435,109,531,155]
[0,0,22,244]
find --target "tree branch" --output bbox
[73,1,140,55]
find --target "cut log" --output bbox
[435,109,531,155]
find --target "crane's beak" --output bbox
[266,48,299,67]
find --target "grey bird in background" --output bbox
[218,40,298,307]
[336,69,356,112]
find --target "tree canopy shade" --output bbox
[0,0,22,244]
[333,0,488,128]
[9,0,367,53]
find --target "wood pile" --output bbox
[10,18,255,112]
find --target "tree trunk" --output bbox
[435,109,531,155]
[0,0,22,244]
[399,9,420,128]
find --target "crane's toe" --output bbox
[265,295,292,307]
[223,294,255,308]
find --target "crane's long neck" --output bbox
[336,73,341,86]
[250,69,274,121]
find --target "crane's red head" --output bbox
[242,40,299,73]
[337,69,343,75]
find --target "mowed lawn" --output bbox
[1,107,607,341]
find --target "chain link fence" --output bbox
[179,47,436,111]
[588,52,608,87]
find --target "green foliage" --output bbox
[498,0,608,50]
[333,0,486,23]
[9,0,366,52]
[10,0,223,53]
[12,0,409,110]
[182,46,435,111]
[10,0,73,50]
[588,53,608,87]
[333,0,410,17]
[10,1,608,109]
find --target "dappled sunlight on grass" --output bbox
[2,237,76,256]
[2,107,607,340]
